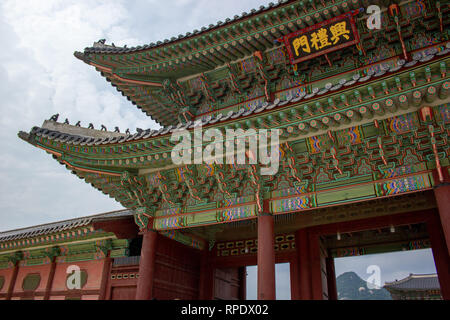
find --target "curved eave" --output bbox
[21,134,127,177]
[18,130,130,207]
[18,48,450,178]
[96,69,178,127]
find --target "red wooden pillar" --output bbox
[6,262,19,300]
[257,213,276,300]
[43,257,57,300]
[308,232,324,300]
[99,255,112,300]
[427,212,450,300]
[239,267,247,300]
[135,230,158,300]
[433,169,450,256]
[326,255,338,300]
[295,229,311,300]
[199,249,215,300]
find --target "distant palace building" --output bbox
[384,274,442,300]
[1,0,449,300]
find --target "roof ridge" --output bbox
[384,273,440,290]
[385,273,438,285]
[0,208,131,236]
[41,120,127,138]
[385,274,414,285]
[410,273,439,278]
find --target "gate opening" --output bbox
[330,223,440,300]
[245,263,291,300]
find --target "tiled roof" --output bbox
[384,274,441,291]
[19,98,283,146]
[0,209,133,242]
[81,0,292,55]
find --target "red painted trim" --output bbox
[46,289,101,297]
[90,62,112,73]
[36,144,61,157]
[43,258,57,300]
[6,263,19,300]
[90,62,163,87]
[111,74,162,87]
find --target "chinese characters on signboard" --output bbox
[281,13,360,65]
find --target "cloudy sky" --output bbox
[0,0,438,299]
[0,0,268,231]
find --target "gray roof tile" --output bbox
[384,274,441,291]
[0,209,133,242]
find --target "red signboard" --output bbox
[281,12,361,65]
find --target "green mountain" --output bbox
[336,271,392,300]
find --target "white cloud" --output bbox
[0,0,267,231]
[0,1,150,231]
